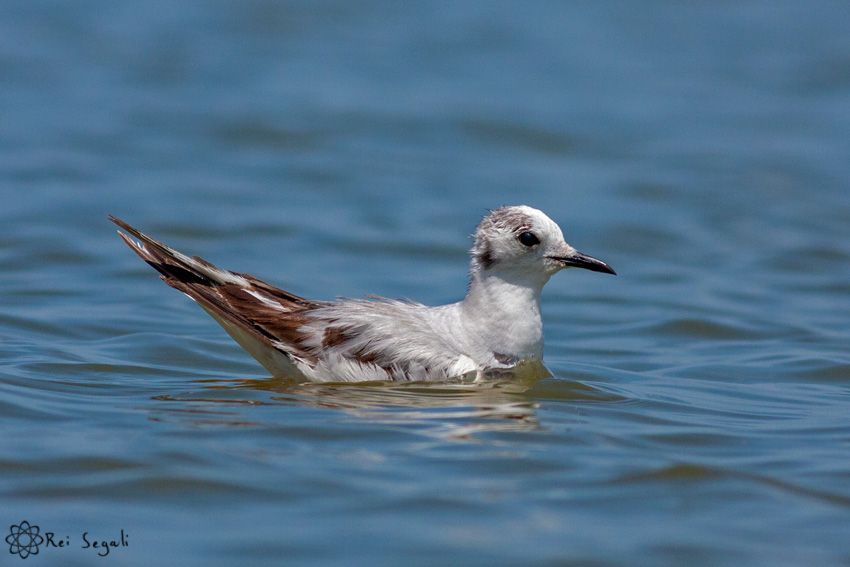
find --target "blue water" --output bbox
[3,1,850,565]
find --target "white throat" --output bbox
[459,268,549,359]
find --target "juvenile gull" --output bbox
[111,206,615,382]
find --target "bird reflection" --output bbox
[240,360,550,438]
[153,361,554,439]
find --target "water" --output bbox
[3,1,850,565]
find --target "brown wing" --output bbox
[110,216,327,367]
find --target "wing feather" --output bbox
[111,216,328,375]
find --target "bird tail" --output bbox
[109,215,315,378]
[109,215,247,287]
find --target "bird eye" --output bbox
[518,232,540,247]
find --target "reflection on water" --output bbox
[151,361,565,438]
[269,381,543,439]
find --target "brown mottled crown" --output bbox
[471,206,535,270]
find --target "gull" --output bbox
[111,206,615,382]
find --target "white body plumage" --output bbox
[112,206,615,382]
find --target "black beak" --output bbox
[550,251,617,275]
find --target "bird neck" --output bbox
[459,269,546,357]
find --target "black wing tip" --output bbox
[108,214,136,236]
